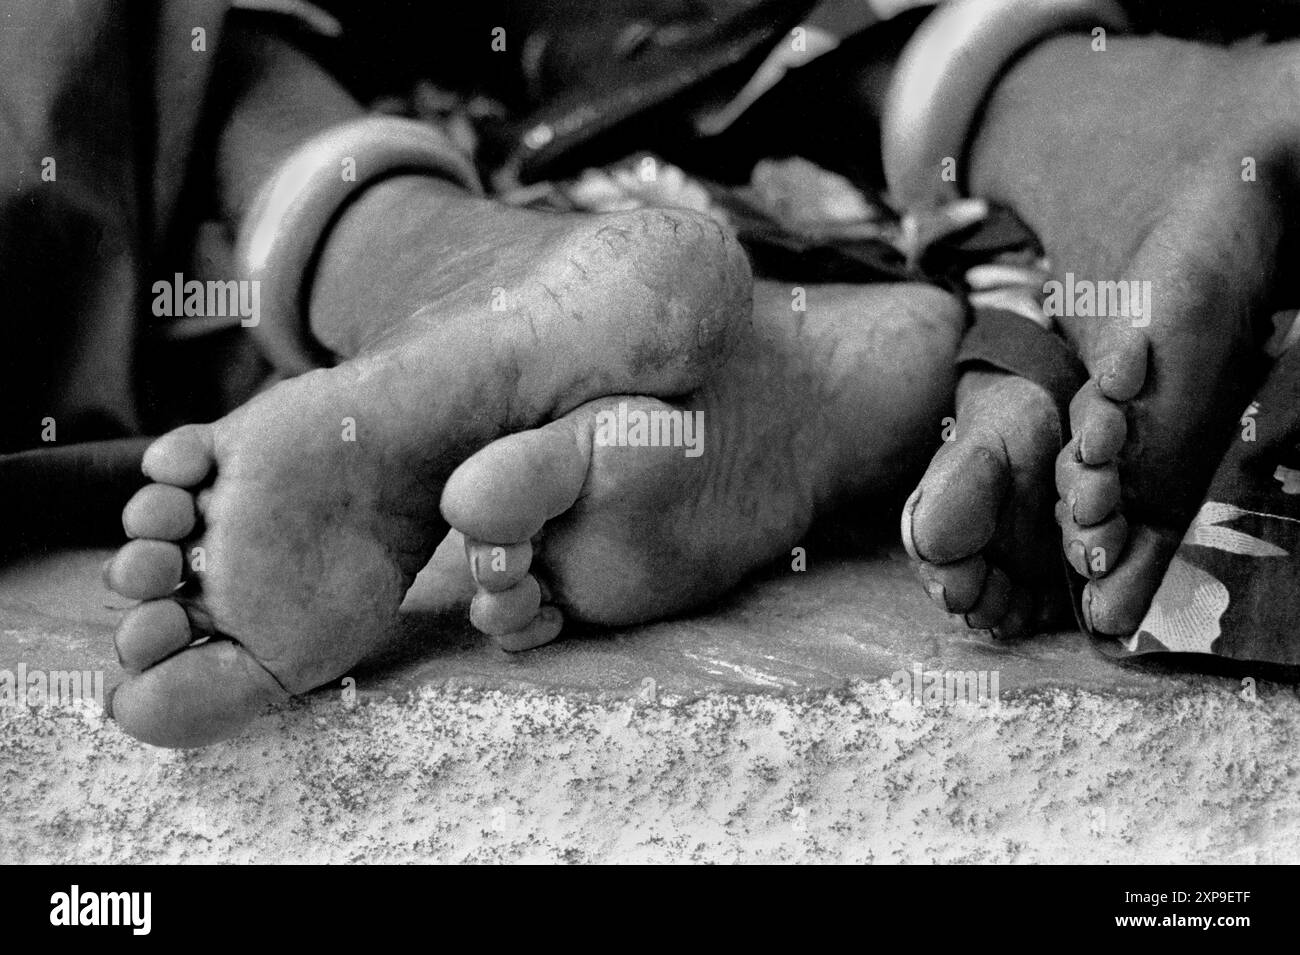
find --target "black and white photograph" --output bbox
[1,0,1298,888]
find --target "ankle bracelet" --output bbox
[882,0,1129,214]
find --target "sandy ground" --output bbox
[2,538,1298,864]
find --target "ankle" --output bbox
[307,175,473,357]
[968,34,1220,233]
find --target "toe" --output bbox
[1055,447,1121,527]
[469,574,544,637]
[989,587,1036,641]
[1081,525,1181,636]
[1069,387,1127,465]
[1094,329,1149,402]
[902,440,1010,564]
[494,605,565,653]
[916,555,987,613]
[122,484,197,540]
[963,565,1012,630]
[114,599,192,673]
[105,539,183,600]
[1058,506,1128,578]
[107,639,289,747]
[441,420,590,544]
[142,425,215,487]
[464,538,532,592]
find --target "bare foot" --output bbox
[977,41,1293,635]
[909,34,1300,638]
[1056,318,1259,636]
[439,280,964,650]
[901,366,1069,638]
[104,189,751,747]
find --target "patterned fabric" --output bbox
[1104,340,1300,668]
[0,0,231,454]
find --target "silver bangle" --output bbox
[882,0,1130,213]
[235,115,481,375]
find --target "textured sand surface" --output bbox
[2,539,1297,864]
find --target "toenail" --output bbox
[900,488,923,561]
[924,579,948,609]
[1081,587,1096,632]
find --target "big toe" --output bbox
[108,640,289,747]
[902,438,1009,564]
[1068,384,1127,465]
[1093,328,1149,402]
[441,418,590,544]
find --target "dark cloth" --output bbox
[0,0,235,550]
[10,0,1300,461]
[956,309,1088,438]
[0,0,229,454]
